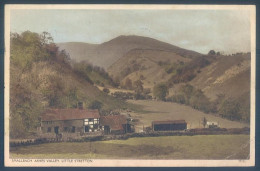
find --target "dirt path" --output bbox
[128,100,249,132]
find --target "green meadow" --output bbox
[10,135,250,160]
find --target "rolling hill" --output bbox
[58,35,250,103]
[57,42,98,63]
[57,35,201,69]
[58,35,251,122]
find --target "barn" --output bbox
[100,115,133,134]
[40,108,100,135]
[152,120,187,131]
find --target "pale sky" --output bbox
[10,9,251,54]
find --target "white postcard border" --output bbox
[4,4,256,167]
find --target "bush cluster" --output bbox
[111,91,152,100]
[167,84,249,122]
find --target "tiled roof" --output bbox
[152,120,187,125]
[100,115,127,131]
[41,108,100,121]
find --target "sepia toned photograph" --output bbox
[4,5,255,167]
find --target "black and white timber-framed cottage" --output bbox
[40,108,101,135]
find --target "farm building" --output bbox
[152,120,187,131]
[206,121,219,128]
[40,108,101,135]
[100,115,133,134]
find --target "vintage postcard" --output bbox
[4,5,256,167]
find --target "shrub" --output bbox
[133,79,144,94]
[103,88,110,94]
[143,88,151,95]
[124,78,133,90]
[167,94,186,104]
[88,100,103,110]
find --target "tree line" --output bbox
[72,61,118,87]
[166,84,249,122]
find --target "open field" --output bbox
[10,135,250,159]
[96,85,134,94]
[128,100,249,132]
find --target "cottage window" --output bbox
[47,121,52,124]
[47,127,51,132]
[72,126,75,133]
[89,118,94,122]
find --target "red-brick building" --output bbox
[100,115,133,134]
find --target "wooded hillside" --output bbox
[10,31,136,138]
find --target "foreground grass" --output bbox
[10,135,250,160]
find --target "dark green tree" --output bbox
[208,50,216,55]
[153,83,169,101]
[133,79,144,94]
[219,98,242,120]
[88,100,103,110]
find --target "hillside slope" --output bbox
[188,53,250,101]
[10,31,136,138]
[58,35,201,69]
[57,42,98,62]
[107,48,191,89]
[58,36,250,107]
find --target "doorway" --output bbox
[54,126,59,134]
[84,126,89,133]
[104,126,110,135]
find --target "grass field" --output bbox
[10,135,250,160]
[128,100,249,132]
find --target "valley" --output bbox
[9,31,252,161]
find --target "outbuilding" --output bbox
[152,120,187,131]
[100,115,133,134]
[206,121,219,128]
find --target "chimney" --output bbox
[78,102,83,109]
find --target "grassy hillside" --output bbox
[58,35,201,69]
[107,49,192,89]
[57,42,98,63]
[189,53,250,100]
[10,31,139,138]
[165,53,251,122]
